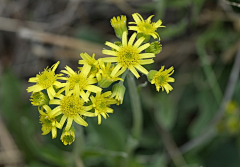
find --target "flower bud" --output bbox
[61,126,75,145]
[111,83,126,105]
[111,15,128,39]
[98,78,114,88]
[30,91,49,106]
[145,41,162,54]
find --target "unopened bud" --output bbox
[145,41,162,54]
[111,15,128,39]
[30,91,49,106]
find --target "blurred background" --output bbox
[0,0,240,167]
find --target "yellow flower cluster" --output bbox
[26,13,175,145]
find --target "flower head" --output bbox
[39,106,61,139]
[30,91,49,106]
[129,13,165,40]
[96,60,123,88]
[101,31,155,78]
[27,61,63,99]
[90,91,117,124]
[79,53,100,76]
[111,15,128,39]
[61,126,75,145]
[48,91,95,131]
[148,66,175,93]
[60,64,102,102]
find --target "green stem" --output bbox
[121,73,143,166]
[74,125,85,167]
[127,73,142,140]
[119,69,129,85]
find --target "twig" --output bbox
[46,0,81,30]
[18,28,105,58]
[223,0,240,7]
[180,46,240,153]
[108,0,136,15]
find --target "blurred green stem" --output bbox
[122,73,143,166]
[74,125,85,167]
[127,73,142,140]
[196,39,222,104]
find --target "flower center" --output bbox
[156,75,167,85]
[99,102,106,109]
[37,71,56,89]
[138,22,156,34]
[90,65,98,74]
[40,115,53,127]
[60,95,84,117]
[94,99,107,114]
[68,74,88,90]
[117,46,140,67]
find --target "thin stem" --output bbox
[196,40,222,104]
[121,73,143,166]
[119,69,129,84]
[74,125,85,167]
[127,73,142,140]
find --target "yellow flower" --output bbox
[61,126,75,145]
[148,66,175,93]
[39,106,61,139]
[101,31,155,78]
[96,60,123,88]
[27,61,63,99]
[79,52,100,76]
[129,13,165,40]
[111,15,128,39]
[48,91,95,131]
[90,91,117,124]
[60,64,102,102]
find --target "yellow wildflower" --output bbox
[129,13,165,40]
[78,52,100,76]
[48,91,95,131]
[39,105,61,139]
[60,64,102,102]
[148,66,175,93]
[61,126,75,145]
[96,60,123,88]
[101,31,155,78]
[90,91,117,124]
[27,61,63,99]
